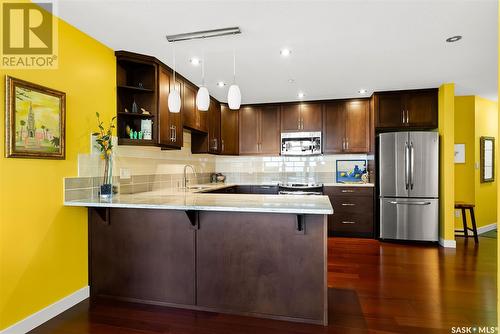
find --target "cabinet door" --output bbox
[323,101,345,154]
[239,106,260,154]
[221,104,239,155]
[375,92,404,128]
[183,82,197,130]
[405,89,438,128]
[281,104,301,131]
[157,66,171,146]
[198,105,209,133]
[345,99,369,153]
[300,102,322,131]
[90,208,196,305]
[196,211,326,322]
[259,105,280,155]
[208,99,221,153]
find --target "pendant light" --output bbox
[196,46,210,111]
[227,45,241,110]
[168,43,181,113]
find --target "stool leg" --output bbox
[461,208,468,238]
[469,208,479,243]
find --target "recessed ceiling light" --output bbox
[446,35,462,43]
[358,89,368,94]
[288,79,295,84]
[216,81,226,87]
[298,92,305,99]
[280,48,291,57]
[189,57,201,66]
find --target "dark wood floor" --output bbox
[30,237,497,334]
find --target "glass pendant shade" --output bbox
[168,89,181,113]
[228,84,241,110]
[196,86,210,111]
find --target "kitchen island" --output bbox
[65,188,333,325]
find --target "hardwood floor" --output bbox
[30,237,497,334]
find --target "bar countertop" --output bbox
[64,184,333,215]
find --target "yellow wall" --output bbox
[438,83,456,243]
[0,15,116,330]
[474,97,498,228]
[454,96,476,217]
[454,96,498,230]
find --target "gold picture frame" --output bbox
[5,76,66,159]
[480,136,495,183]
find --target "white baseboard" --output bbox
[439,238,457,248]
[477,223,497,234]
[0,286,89,334]
[454,223,497,236]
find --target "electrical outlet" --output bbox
[120,168,131,179]
[455,209,461,218]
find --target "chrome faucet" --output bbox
[183,164,196,188]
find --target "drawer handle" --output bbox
[341,203,355,206]
[341,221,356,224]
[341,190,354,193]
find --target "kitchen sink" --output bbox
[186,185,211,190]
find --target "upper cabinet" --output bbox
[323,99,370,154]
[183,82,208,133]
[281,102,322,132]
[191,98,221,154]
[220,105,239,155]
[116,51,158,146]
[374,89,438,129]
[157,65,182,148]
[239,105,280,155]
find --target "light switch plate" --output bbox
[120,168,131,179]
[455,209,461,218]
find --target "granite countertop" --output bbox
[64,183,333,215]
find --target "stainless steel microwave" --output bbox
[281,131,322,156]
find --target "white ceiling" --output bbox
[57,0,498,104]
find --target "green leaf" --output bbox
[96,112,100,118]
[91,132,99,136]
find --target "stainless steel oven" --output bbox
[278,183,324,195]
[281,132,321,156]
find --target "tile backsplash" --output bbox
[76,130,374,188]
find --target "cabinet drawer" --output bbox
[332,213,373,234]
[331,186,373,197]
[332,196,373,214]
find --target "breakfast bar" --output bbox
[65,190,333,325]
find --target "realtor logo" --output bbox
[1,1,58,68]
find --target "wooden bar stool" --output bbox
[455,202,479,243]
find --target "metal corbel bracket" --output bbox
[186,210,200,230]
[296,214,306,235]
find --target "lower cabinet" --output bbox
[324,186,374,238]
[89,208,196,305]
[196,211,326,322]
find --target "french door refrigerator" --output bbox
[379,131,439,241]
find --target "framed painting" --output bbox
[480,136,495,183]
[5,76,66,159]
[336,159,367,183]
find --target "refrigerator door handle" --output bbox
[410,142,415,190]
[388,201,432,206]
[404,142,409,190]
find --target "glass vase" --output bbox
[100,153,113,200]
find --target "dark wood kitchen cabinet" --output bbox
[323,99,369,153]
[220,104,239,155]
[239,105,280,155]
[158,65,182,148]
[324,186,374,238]
[281,103,322,132]
[183,82,208,133]
[191,98,221,154]
[89,208,196,305]
[374,89,438,129]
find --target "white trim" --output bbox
[0,286,89,334]
[439,238,457,248]
[454,223,497,236]
[477,223,497,235]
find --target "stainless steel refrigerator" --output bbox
[379,131,439,241]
